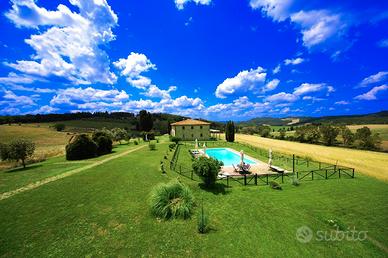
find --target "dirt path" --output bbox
[0,145,145,201]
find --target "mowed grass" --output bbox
[0,124,71,159]
[236,134,388,181]
[0,144,135,194]
[0,142,387,257]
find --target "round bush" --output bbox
[66,134,98,160]
[92,131,113,155]
[192,156,222,188]
[149,180,194,220]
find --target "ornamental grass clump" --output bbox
[149,180,194,220]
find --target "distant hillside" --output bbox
[239,111,388,126]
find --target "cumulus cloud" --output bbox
[5,0,118,85]
[50,87,129,106]
[266,92,298,102]
[113,52,156,88]
[0,90,37,107]
[290,10,345,48]
[272,64,281,74]
[249,0,293,22]
[377,39,388,48]
[354,85,388,100]
[284,57,304,65]
[335,100,350,105]
[249,1,348,49]
[215,67,267,98]
[293,83,327,95]
[358,71,388,88]
[175,0,211,10]
[143,85,177,99]
[30,105,58,114]
[263,79,280,92]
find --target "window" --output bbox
[191,126,194,129]
[200,126,203,129]
[200,133,203,137]
[192,134,194,138]
[182,126,185,130]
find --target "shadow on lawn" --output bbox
[199,183,230,195]
[5,164,43,173]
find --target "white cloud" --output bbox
[113,52,156,84]
[0,107,21,115]
[358,71,388,88]
[266,92,298,102]
[284,57,304,65]
[264,79,280,92]
[293,83,327,95]
[143,85,177,99]
[272,64,281,74]
[5,0,118,85]
[30,105,58,114]
[377,39,388,48]
[335,100,350,105]
[175,0,211,10]
[215,67,266,98]
[290,10,345,48]
[249,0,293,22]
[0,90,37,107]
[50,87,129,106]
[354,85,388,100]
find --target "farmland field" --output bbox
[236,134,388,181]
[0,124,71,159]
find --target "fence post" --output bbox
[227,176,229,187]
[325,169,327,179]
[255,174,257,185]
[244,175,247,185]
[339,168,341,178]
[292,154,295,174]
[191,170,193,180]
[352,168,355,178]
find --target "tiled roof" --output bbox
[171,119,210,126]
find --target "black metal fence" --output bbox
[166,141,355,187]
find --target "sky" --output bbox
[0,0,387,121]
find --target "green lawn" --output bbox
[0,141,387,257]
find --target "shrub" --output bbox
[171,136,181,144]
[134,140,139,145]
[53,123,66,131]
[269,181,282,190]
[197,201,209,234]
[1,139,35,168]
[291,175,300,186]
[192,156,222,188]
[149,180,194,220]
[169,143,176,150]
[66,134,98,160]
[92,131,113,155]
[111,128,128,144]
[149,142,156,151]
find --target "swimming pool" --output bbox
[205,148,257,166]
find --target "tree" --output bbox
[92,131,113,155]
[0,143,11,161]
[111,128,127,144]
[171,136,181,144]
[258,126,271,138]
[53,123,66,131]
[138,110,153,132]
[4,139,36,168]
[279,128,286,140]
[192,156,222,188]
[341,127,354,146]
[225,121,235,142]
[66,134,98,160]
[355,126,380,150]
[319,125,339,146]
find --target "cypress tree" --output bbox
[225,121,235,142]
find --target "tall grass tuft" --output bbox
[149,180,194,220]
[197,200,209,234]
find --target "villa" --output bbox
[170,119,210,140]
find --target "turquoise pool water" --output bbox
[205,148,257,166]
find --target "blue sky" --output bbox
[0,0,387,121]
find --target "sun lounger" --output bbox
[270,165,285,173]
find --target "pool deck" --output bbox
[194,147,291,177]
